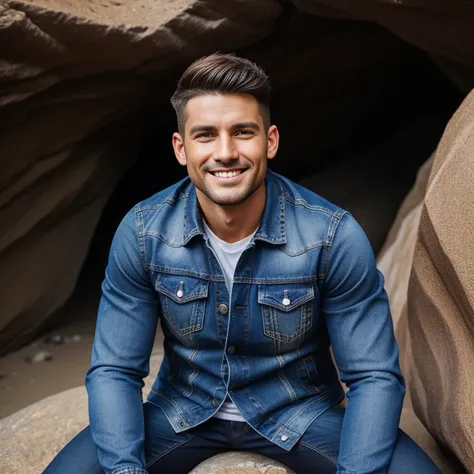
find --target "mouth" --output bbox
[209,169,247,181]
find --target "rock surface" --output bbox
[295,0,474,90]
[402,88,474,473]
[1,0,462,355]
[0,0,282,355]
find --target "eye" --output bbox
[195,132,214,139]
[235,129,254,136]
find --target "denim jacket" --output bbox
[86,170,405,474]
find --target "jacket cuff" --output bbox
[112,467,148,474]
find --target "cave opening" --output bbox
[1,7,465,358]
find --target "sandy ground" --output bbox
[0,279,99,419]
[0,261,166,420]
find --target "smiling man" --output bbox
[43,53,441,474]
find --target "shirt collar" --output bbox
[181,170,287,246]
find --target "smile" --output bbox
[211,170,245,179]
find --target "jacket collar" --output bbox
[182,170,287,246]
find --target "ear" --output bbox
[267,125,279,160]
[172,132,187,166]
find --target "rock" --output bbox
[0,0,282,356]
[44,334,65,345]
[0,351,293,474]
[190,452,294,474]
[402,88,474,473]
[25,350,53,363]
[377,154,434,327]
[294,0,474,90]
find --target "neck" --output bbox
[197,184,266,243]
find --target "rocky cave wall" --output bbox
[0,0,472,355]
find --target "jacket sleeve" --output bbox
[85,207,159,474]
[322,212,406,474]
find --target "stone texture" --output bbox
[0,351,295,474]
[1,0,464,356]
[0,0,282,355]
[402,89,474,473]
[294,0,474,90]
[191,452,294,474]
[377,154,434,327]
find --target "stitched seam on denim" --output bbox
[150,389,188,420]
[140,231,185,248]
[160,299,201,336]
[263,308,311,342]
[243,388,300,437]
[138,191,189,211]
[146,434,196,469]
[322,211,347,283]
[259,285,314,310]
[135,207,149,278]
[277,368,297,402]
[147,266,223,281]
[148,268,322,284]
[182,348,199,397]
[282,193,344,218]
[281,395,325,430]
[278,241,329,257]
[155,281,209,303]
[300,440,338,467]
[234,276,321,284]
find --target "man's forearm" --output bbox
[86,366,148,474]
[336,372,405,474]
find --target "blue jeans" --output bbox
[43,403,441,474]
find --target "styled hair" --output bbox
[171,53,271,133]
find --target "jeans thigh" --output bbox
[252,406,343,474]
[388,430,442,474]
[42,401,217,474]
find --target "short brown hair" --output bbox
[171,53,271,134]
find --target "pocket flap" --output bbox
[258,284,314,312]
[155,274,209,303]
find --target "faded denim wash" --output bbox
[84,170,406,474]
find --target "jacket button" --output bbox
[227,346,235,354]
[218,303,229,315]
[179,420,185,427]
[282,298,290,306]
[281,435,288,441]
[212,399,219,407]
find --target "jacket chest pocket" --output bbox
[258,284,314,343]
[155,274,208,336]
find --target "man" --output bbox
[44,53,441,474]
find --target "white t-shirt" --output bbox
[203,220,257,422]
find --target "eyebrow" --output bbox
[188,121,261,135]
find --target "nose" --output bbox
[215,134,238,162]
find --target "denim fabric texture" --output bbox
[43,402,441,474]
[85,170,406,474]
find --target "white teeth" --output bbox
[214,170,242,178]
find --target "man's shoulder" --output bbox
[270,171,346,219]
[118,176,192,237]
[135,175,192,210]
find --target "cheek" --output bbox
[240,140,266,159]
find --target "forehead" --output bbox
[184,93,262,130]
